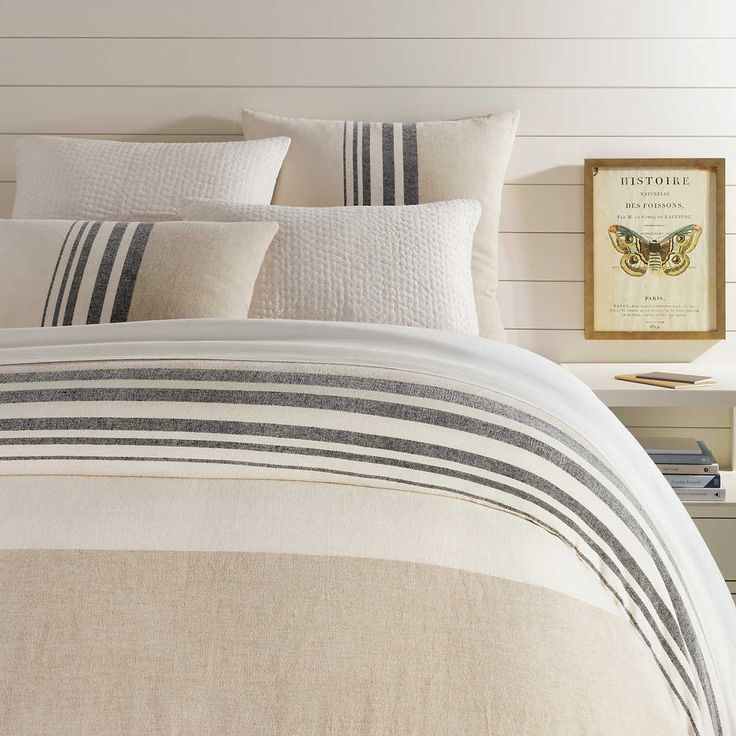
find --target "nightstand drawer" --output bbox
[693,519,736,580]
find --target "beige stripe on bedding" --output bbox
[0,475,622,615]
[0,550,686,736]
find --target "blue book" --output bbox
[664,474,720,489]
[647,439,714,466]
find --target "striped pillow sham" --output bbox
[241,108,519,341]
[0,219,278,328]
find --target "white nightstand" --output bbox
[563,363,736,606]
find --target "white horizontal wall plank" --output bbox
[508,138,736,186]
[4,88,736,136]
[506,330,736,363]
[498,282,736,330]
[3,39,736,87]
[3,0,735,38]
[498,234,736,282]
[499,282,582,329]
[500,185,736,234]
[612,407,731,428]
[498,234,583,281]
[500,186,581,233]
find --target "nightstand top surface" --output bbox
[562,362,736,407]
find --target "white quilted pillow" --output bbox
[12,136,291,221]
[179,198,481,334]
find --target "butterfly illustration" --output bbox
[608,223,702,277]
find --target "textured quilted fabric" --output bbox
[179,198,481,334]
[12,136,291,221]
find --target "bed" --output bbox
[0,318,733,735]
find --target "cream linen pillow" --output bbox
[12,136,291,221]
[241,108,519,339]
[180,198,480,334]
[0,219,278,327]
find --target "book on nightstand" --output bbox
[671,487,725,501]
[638,437,724,501]
[615,372,715,389]
[663,474,720,489]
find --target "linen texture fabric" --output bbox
[179,198,481,334]
[241,107,519,339]
[12,135,291,221]
[0,319,733,735]
[0,219,279,327]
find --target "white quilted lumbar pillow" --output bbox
[179,198,481,334]
[12,136,291,221]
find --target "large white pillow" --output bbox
[12,136,291,221]
[179,198,481,334]
[242,108,519,340]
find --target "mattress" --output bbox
[0,319,733,735]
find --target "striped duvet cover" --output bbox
[0,319,733,736]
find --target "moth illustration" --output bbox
[608,223,702,277]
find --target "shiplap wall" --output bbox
[2,0,736,367]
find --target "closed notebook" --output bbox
[615,374,716,389]
[640,437,703,455]
[636,371,712,384]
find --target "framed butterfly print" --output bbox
[585,158,725,340]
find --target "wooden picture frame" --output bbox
[584,158,725,340]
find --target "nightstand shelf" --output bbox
[561,363,736,408]
[562,363,736,606]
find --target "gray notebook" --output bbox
[639,437,702,455]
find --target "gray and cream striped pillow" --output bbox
[242,108,519,340]
[0,219,278,328]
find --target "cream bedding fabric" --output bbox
[0,319,733,736]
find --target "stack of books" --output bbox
[640,437,724,501]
